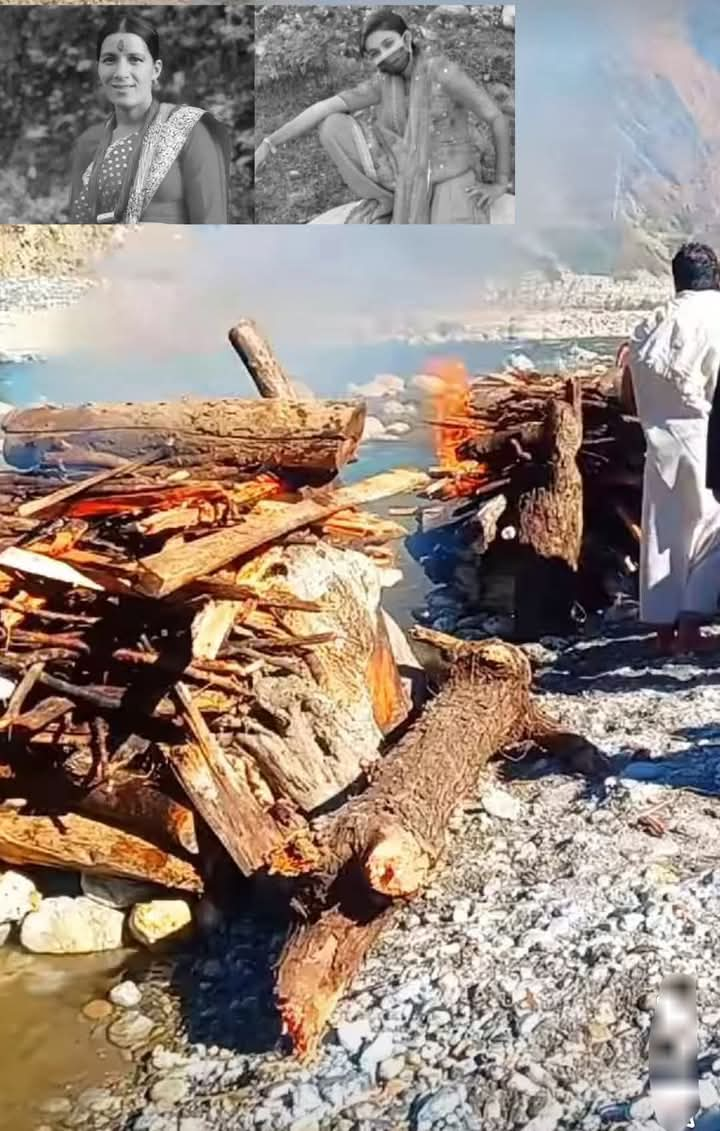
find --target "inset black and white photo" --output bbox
[0,5,253,224]
[255,4,515,225]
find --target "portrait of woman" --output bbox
[255,8,513,224]
[69,14,230,224]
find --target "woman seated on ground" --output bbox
[255,9,512,224]
[621,241,720,654]
[69,14,230,224]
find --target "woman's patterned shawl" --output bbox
[71,101,208,223]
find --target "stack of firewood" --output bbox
[410,363,645,638]
[0,326,608,1059]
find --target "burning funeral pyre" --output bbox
[409,358,645,641]
[0,322,607,1060]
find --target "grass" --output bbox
[255,22,515,224]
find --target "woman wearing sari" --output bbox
[69,15,230,224]
[255,9,512,224]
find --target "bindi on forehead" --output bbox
[101,33,148,56]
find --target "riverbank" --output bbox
[18,624,720,1131]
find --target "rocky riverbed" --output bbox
[8,622,720,1131]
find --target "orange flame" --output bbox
[423,358,489,497]
[425,358,474,469]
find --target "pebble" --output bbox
[318,1072,373,1109]
[482,787,521,821]
[415,1085,465,1128]
[452,899,472,924]
[38,1097,73,1115]
[378,1055,406,1081]
[107,1011,155,1049]
[629,1096,654,1120]
[336,1018,373,1055]
[82,998,113,1021]
[109,980,142,1009]
[76,1087,120,1114]
[520,643,558,667]
[510,1072,542,1096]
[518,1099,563,1130]
[149,1076,190,1106]
[519,1013,543,1037]
[359,1032,394,1079]
[699,1077,720,1108]
[292,1082,323,1116]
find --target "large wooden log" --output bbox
[78,774,199,856]
[228,319,297,400]
[165,682,300,877]
[0,753,199,856]
[270,637,535,903]
[136,469,431,598]
[276,906,393,1061]
[273,634,544,1060]
[232,542,412,811]
[514,378,584,640]
[1,398,365,476]
[0,810,202,892]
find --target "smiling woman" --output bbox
[68,14,230,224]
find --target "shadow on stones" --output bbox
[124,873,294,1056]
[536,623,720,698]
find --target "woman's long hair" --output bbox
[359,9,418,55]
[95,13,160,61]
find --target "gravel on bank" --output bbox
[26,623,720,1131]
[0,227,130,354]
[0,226,126,280]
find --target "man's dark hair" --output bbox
[671,242,720,293]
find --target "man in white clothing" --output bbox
[623,242,720,654]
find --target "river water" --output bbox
[0,944,134,1131]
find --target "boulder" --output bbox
[361,415,387,443]
[348,374,405,399]
[20,896,125,954]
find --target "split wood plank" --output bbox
[136,469,431,598]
